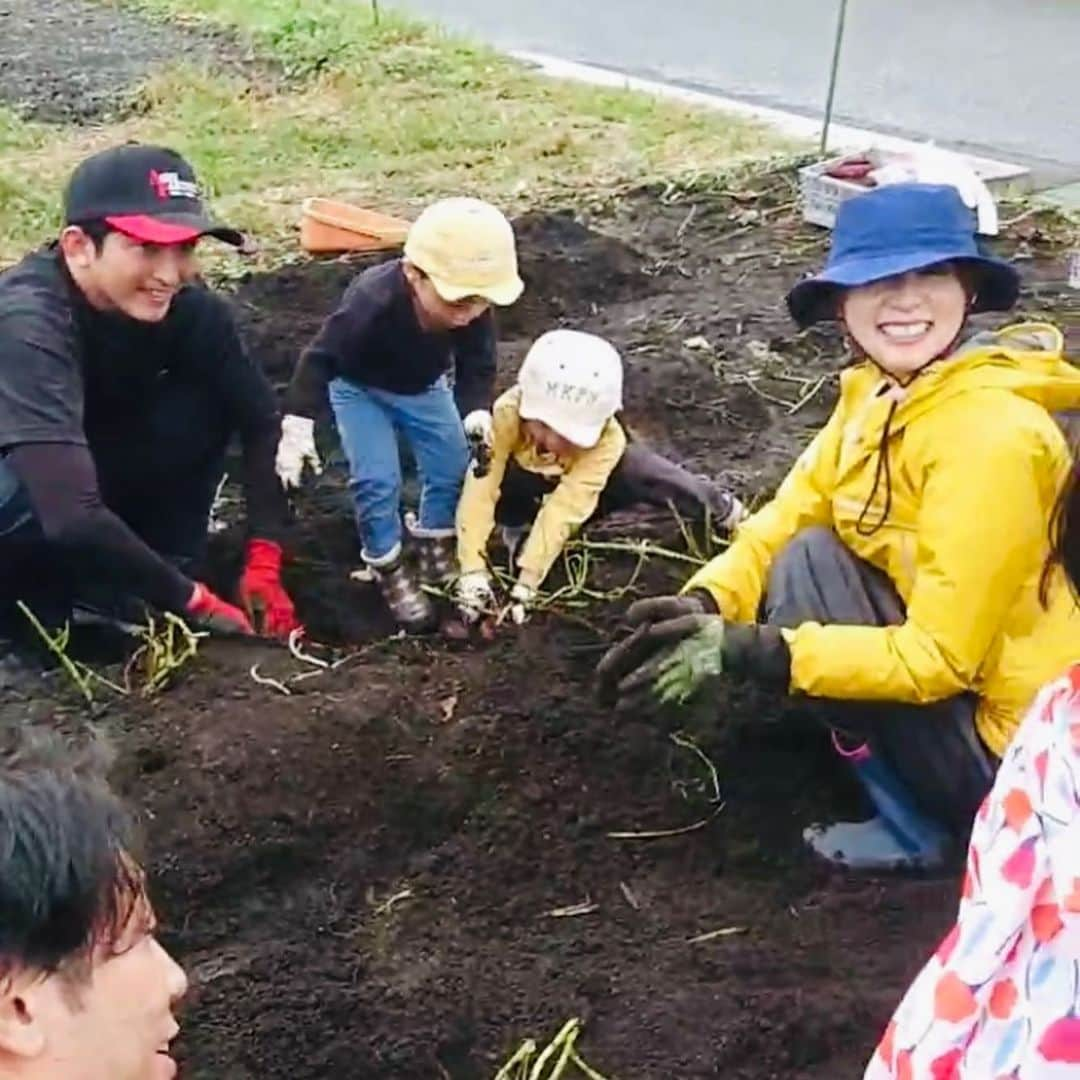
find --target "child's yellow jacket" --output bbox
[684,324,1080,756]
[457,386,626,589]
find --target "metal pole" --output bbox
[820,0,850,154]
[371,0,380,24]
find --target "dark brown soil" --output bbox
[17,172,1080,1079]
[0,0,265,123]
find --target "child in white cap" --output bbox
[455,329,743,626]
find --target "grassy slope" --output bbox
[0,0,796,269]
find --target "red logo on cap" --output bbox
[149,170,170,200]
[148,169,199,201]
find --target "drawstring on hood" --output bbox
[854,390,902,537]
[848,295,974,537]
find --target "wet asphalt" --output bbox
[389,0,1080,179]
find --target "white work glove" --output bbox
[871,145,999,236]
[456,570,495,624]
[723,495,747,531]
[463,409,494,447]
[506,582,535,626]
[276,414,323,490]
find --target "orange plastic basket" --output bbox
[300,198,411,254]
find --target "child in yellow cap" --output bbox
[455,329,744,626]
[279,198,523,631]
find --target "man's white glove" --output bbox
[506,582,535,626]
[463,410,494,447]
[456,570,495,624]
[871,145,998,236]
[276,414,323,490]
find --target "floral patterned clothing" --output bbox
[866,666,1080,1079]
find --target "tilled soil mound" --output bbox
[13,175,1080,1078]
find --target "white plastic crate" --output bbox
[799,151,884,229]
[799,149,1031,230]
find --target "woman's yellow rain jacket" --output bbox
[684,324,1080,756]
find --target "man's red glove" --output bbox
[186,583,254,636]
[238,539,301,640]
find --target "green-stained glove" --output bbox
[601,602,792,714]
[595,593,716,706]
[614,615,727,710]
[653,618,728,705]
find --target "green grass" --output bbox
[0,0,797,269]
[0,108,64,251]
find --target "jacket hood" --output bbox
[842,322,1080,429]
[946,322,1080,411]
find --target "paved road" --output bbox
[388,0,1079,177]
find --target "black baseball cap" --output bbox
[63,144,246,248]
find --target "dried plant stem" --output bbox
[128,614,205,697]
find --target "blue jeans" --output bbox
[328,375,469,562]
[0,459,34,541]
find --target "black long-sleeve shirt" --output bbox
[5,443,193,611]
[0,247,286,612]
[284,258,496,419]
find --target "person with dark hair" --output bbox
[864,462,1080,1076]
[598,180,1080,871]
[0,143,299,657]
[0,738,187,1078]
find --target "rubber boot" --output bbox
[804,738,951,872]
[365,544,436,633]
[410,525,457,587]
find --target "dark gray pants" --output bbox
[496,441,739,529]
[765,527,996,837]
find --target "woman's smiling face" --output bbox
[840,263,969,379]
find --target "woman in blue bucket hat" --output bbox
[598,181,1080,871]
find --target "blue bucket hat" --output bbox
[786,183,1020,329]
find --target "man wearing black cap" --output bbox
[0,143,298,651]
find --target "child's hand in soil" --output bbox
[456,571,495,624]
[501,582,535,626]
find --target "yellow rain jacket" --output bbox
[684,324,1080,756]
[457,386,626,589]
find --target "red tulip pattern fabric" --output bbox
[866,667,1080,1078]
